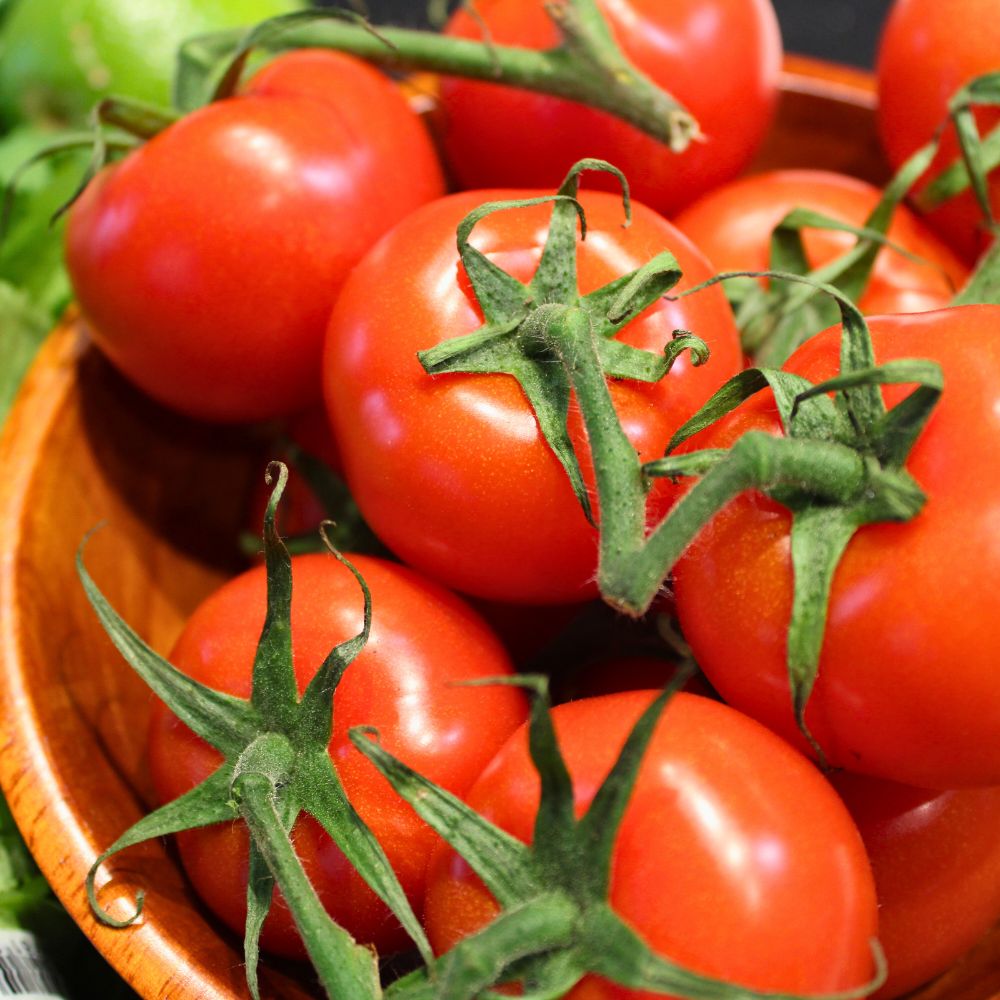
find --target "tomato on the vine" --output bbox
[674,306,1000,789]
[832,772,1000,1000]
[147,553,527,956]
[322,188,742,604]
[438,0,782,217]
[674,169,968,314]
[66,49,444,423]
[424,690,878,999]
[877,0,1000,263]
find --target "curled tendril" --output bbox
[86,855,145,929]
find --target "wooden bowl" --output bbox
[1,57,997,1000]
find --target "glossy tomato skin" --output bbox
[439,0,782,217]
[323,189,742,604]
[147,553,527,957]
[831,772,1000,1000]
[674,306,1000,788]
[66,50,444,423]
[424,691,878,998]
[877,0,1000,263]
[674,169,968,314]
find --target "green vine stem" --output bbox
[173,4,699,151]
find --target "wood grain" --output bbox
[0,57,995,1000]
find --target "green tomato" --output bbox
[0,0,302,125]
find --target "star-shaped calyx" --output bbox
[416,157,708,525]
[79,463,432,1000]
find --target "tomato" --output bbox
[438,0,782,217]
[674,169,968,314]
[323,189,742,604]
[65,50,444,423]
[877,0,1000,263]
[831,772,1000,1000]
[147,552,527,956]
[424,691,878,998]
[673,306,1000,788]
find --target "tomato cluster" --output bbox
[67,2,1000,1000]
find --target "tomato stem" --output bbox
[234,773,381,1000]
[178,4,698,152]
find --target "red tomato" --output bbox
[424,691,878,998]
[674,169,968,314]
[147,553,527,956]
[66,50,444,423]
[832,772,1000,1000]
[877,0,1000,263]
[674,306,1000,788]
[438,0,782,217]
[323,189,742,604]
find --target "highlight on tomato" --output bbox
[65,49,445,423]
[437,0,783,217]
[322,184,742,605]
[673,305,1000,789]
[147,552,527,956]
[422,690,880,998]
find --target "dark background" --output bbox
[355,1,895,70]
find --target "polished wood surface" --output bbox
[0,58,996,1000]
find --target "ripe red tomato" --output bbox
[674,169,968,314]
[424,691,878,998]
[831,772,1000,1000]
[66,50,444,423]
[323,189,742,604]
[147,553,527,956]
[438,0,782,217]
[877,0,1000,263]
[674,306,1000,788]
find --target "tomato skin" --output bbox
[424,691,878,998]
[65,50,444,423]
[877,0,1000,263]
[674,306,1000,789]
[831,773,1000,1000]
[438,0,782,217]
[323,189,741,604]
[147,553,527,956]
[674,169,968,314]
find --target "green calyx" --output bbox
[642,272,942,760]
[418,158,707,525]
[730,139,941,367]
[911,69,1000,302]
[725,67,1000,364]
[174,1,699,151]
[351,674,885,1000]
[79,462,432,1000]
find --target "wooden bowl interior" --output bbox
[0,57,995,1000]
